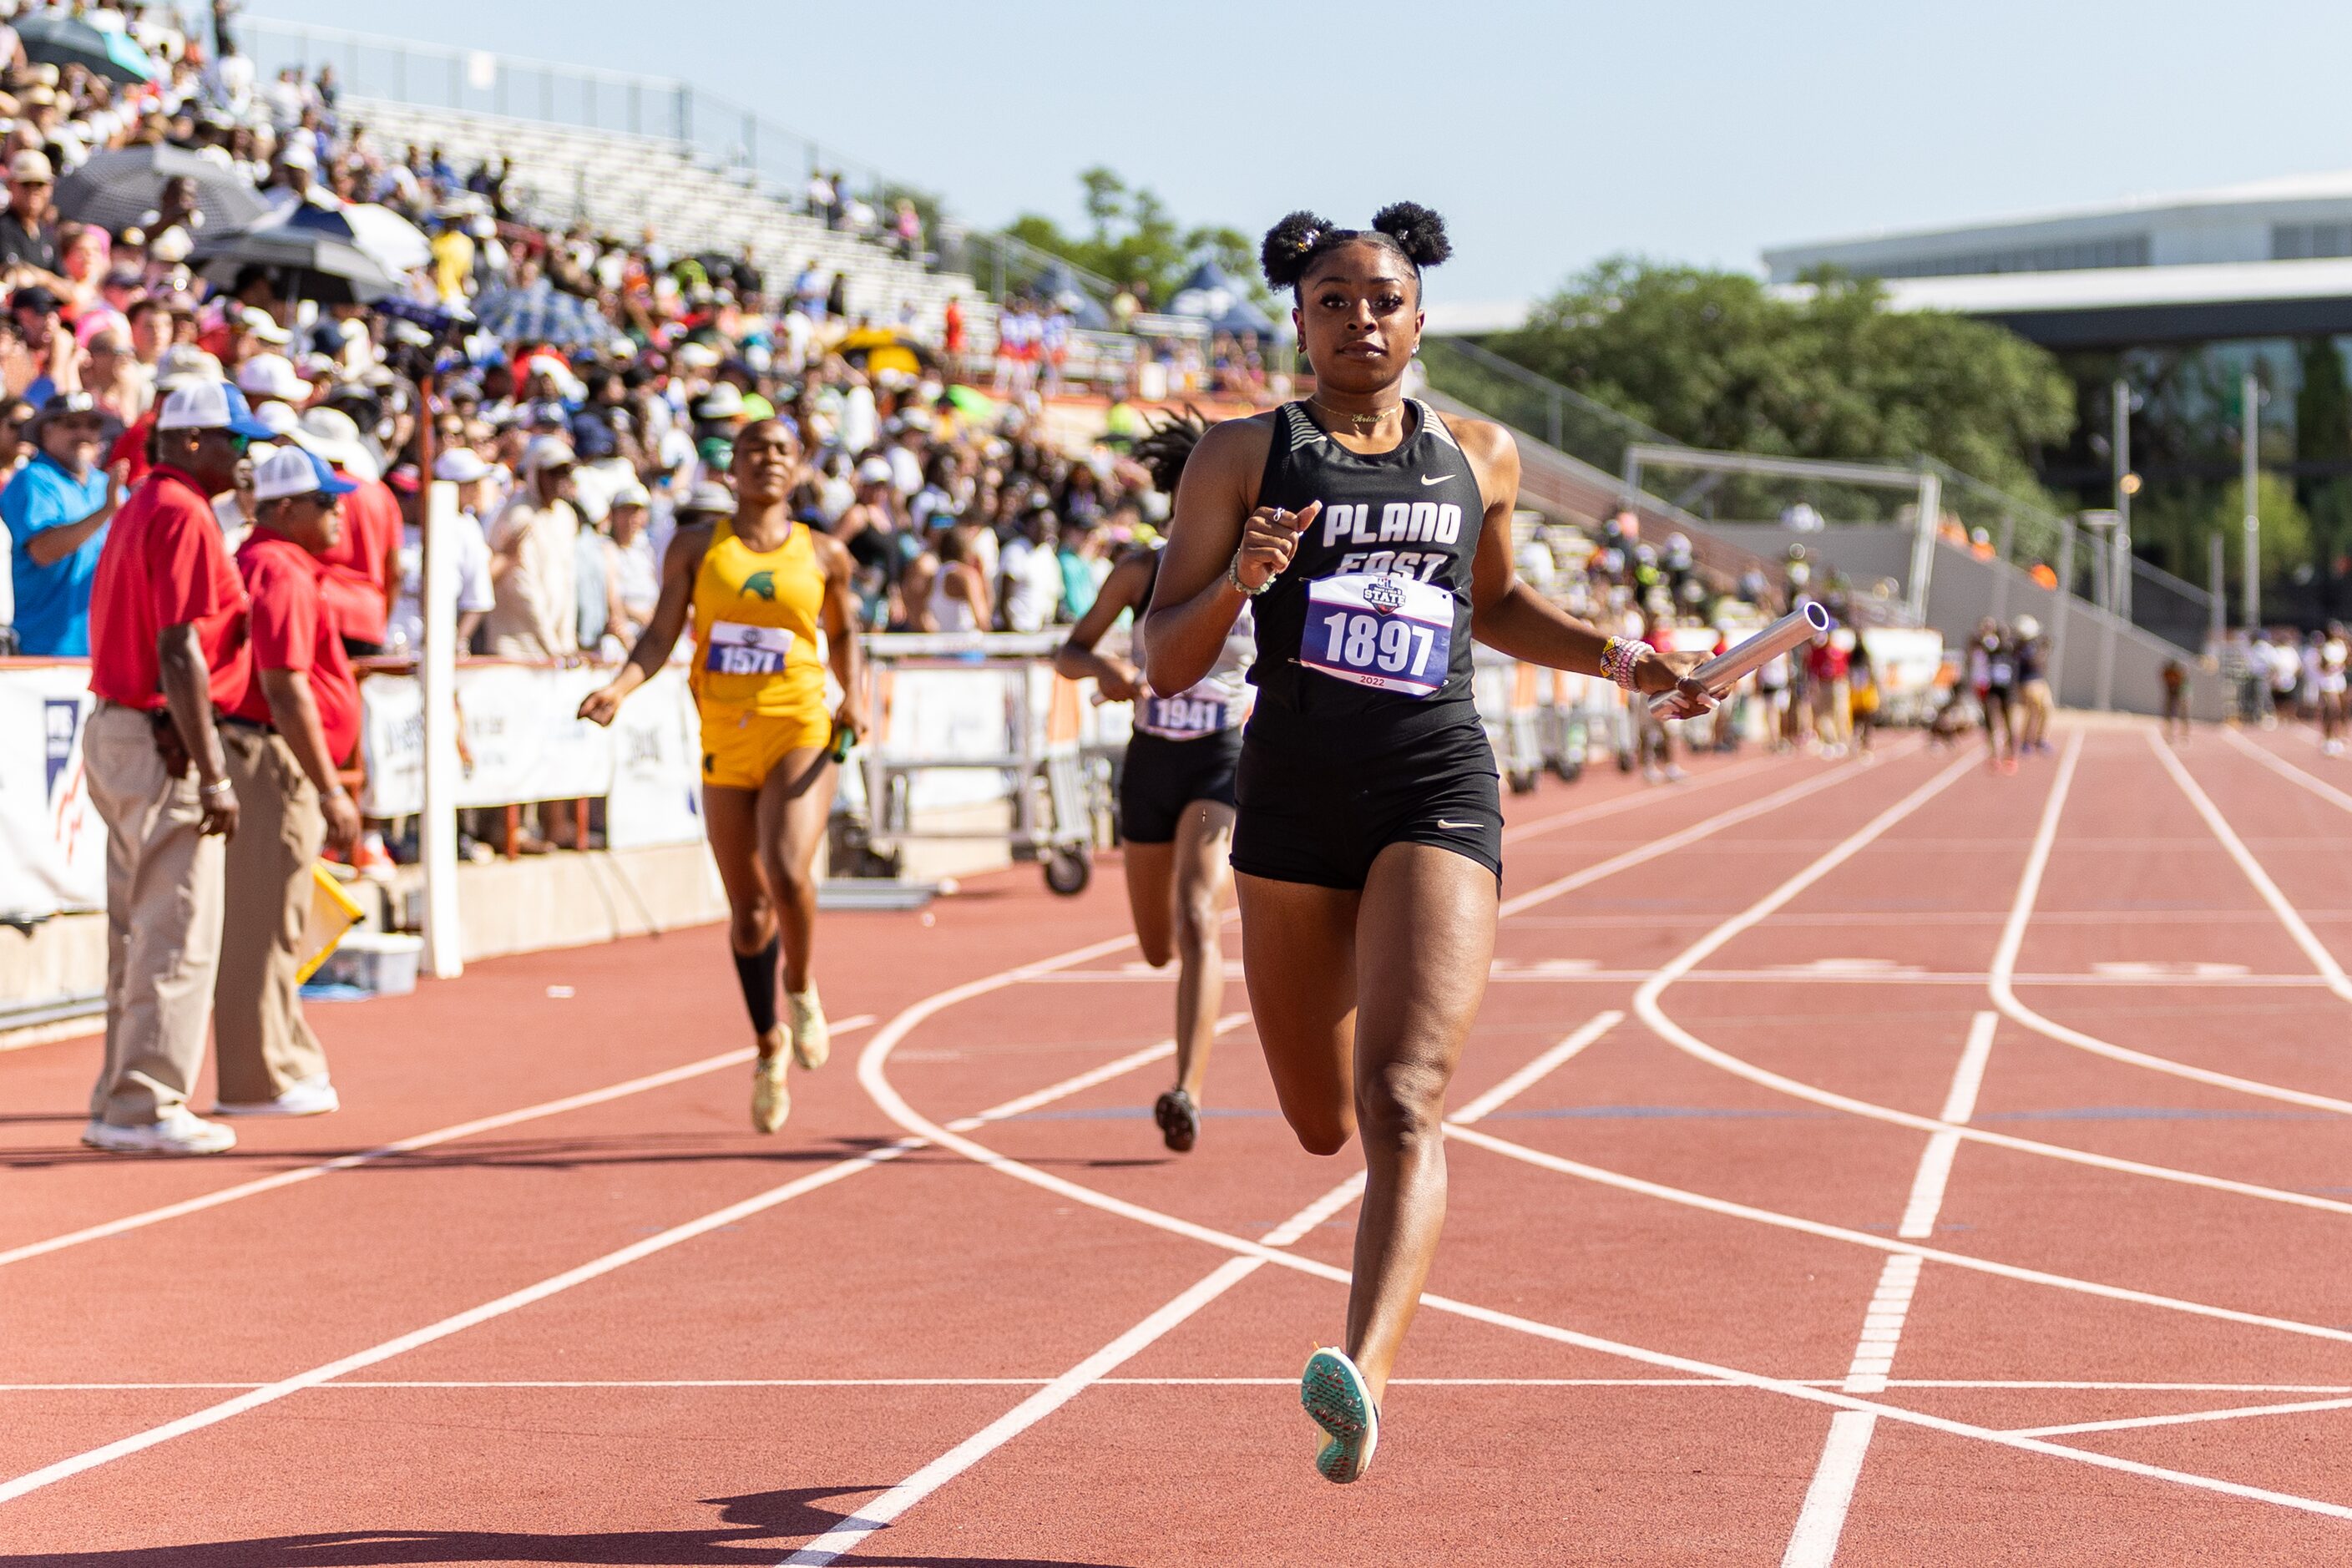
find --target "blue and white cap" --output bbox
[252,444,357,503]
[155,381,278,440]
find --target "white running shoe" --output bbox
[213,1075,340,1118]
[82,1106,237,1155]
[752,1029,792,1134]
[788,987,828,1071]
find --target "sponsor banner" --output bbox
[0,664,101,919]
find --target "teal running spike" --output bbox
[1301,1347,1379,1484]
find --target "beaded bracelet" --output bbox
[1600,636,1646,692]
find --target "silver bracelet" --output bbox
[200,777,233,798]
[1226,551,1275,598]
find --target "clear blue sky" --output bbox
[240,1,2352,306]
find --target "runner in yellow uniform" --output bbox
[581,421,864,1132]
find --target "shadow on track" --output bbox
[0,1487,1131,1566]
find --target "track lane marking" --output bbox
[1988,735,2352,1115]
[1783,1010,1992,1567]
[14,1378,2352,1393]
[0,1016,880,1270]
[2222,726,2352,815]
[2006,1395,2352,1440]
[1631,751,2352,1216]
[2150,731,2352,1002]
[785,1009,1625,1564]
[776,1173,1370,1566]
[1498,760,1894,919]
[1497,748,1797,846]
[0,932,1200,1508]
[859,981,2352,1523]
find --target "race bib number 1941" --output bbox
[1302,574,1453,698]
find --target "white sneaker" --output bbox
[83,1105,237,1155]
[214,1075,340,1117]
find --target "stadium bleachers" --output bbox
[348,96,982,337]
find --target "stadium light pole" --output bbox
[2243,369,2262,630]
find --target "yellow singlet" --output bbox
[689,517,831,788]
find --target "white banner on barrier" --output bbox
[0,665,103,919]
[359,664,704,847]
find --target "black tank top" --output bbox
[1247,400,1486,746]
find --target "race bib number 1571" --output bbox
[704,620,792,676]
[1301,574,1452,698]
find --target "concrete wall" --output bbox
[1705,524,2226,721]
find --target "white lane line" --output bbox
[1448,1011,1623,1126]
[860,999,2352,1522]
[1989,736,2352,1115]
[1024,969,2337,988]
[1498,760,1884,919]
[941,1014,1247,1132]
[787,1013,1632,1564]
[1498,750,1797,846]
[1783,1010,1992,1568]
[1781,1411,1879,1568]
[1628,752,2352,1217]
[0,1014,878,1271]
[1899,1011,1996,1242]
[776,1172,1367,1567]
[2007,1394,2352,1440]
[1444,1124,2352,1346]
[2224,726,2352,814]
[16,1378,2352,1394]
[0,933,1157,1508]
[2151,731,2352,1003]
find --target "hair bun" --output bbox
[1260,210,1336,290]
[1370,202,1452,269]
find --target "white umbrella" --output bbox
[336,203,433,275]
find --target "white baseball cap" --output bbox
[521,435,577,474]
[433,448,492,483]
[252,445,356,503]
[254,400,301,437]
[155,381,277,438]
[239,306,292,346]
[235,352,306,402]
[295,405,378,481]
[610,480,650,509]
[278,139,318,172]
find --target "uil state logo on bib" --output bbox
[1301,573,1454,698]
[705,620,793,676]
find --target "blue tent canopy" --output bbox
[1168,261,1278,336]
[1030,261,1109,331]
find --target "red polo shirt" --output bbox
[87,465,249,711]
[232,527,361,763]
[314,472,400,645]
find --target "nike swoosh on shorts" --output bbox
[1434,819,1481,830]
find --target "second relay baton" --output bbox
[1647,601,1834,719]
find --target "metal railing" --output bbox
[234,14,1117,311]
[1424,335,2215,650]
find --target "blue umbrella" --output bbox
[471,279,613,348]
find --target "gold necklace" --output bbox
[1308,396,1397,436]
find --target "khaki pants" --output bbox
[212,726,329,1105]
[83,702,224,1126]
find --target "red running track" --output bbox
[6,722,2352,1565]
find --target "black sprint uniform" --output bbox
[1119,551,1248,844]
[1232,400,1502,889]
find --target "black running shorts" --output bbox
[1119,728,1241,845]
[1230,710,1503,890]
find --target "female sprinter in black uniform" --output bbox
[1145,205,1711,1484]
[1054,414,1252,1153]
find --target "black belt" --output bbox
[219,716,278,736]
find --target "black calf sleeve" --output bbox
[732,938,781,1036]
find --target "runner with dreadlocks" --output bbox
[1054,410,1251,1154]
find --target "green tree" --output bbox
[1491,260,2075,504]
[2295,336,2352,610]
[1006,168,1272,311]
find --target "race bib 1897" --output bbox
[1302,574,1453,698]
[1138,695,1231,738]
[704,620,793,676]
